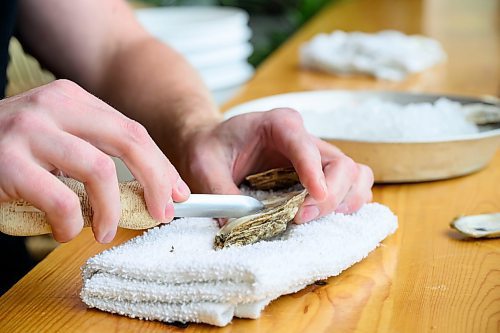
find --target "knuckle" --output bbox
[150,164,172,192]
[161,167,176,191]
[7,109,41,133]
[269,108,304,130]
[52,193,80,219]
[26,89,52,106]
[90,154,117,180]
[122,119,150,146]
[360,164,375,185]
[338,155,359,180]
[50,79,81,93]
[271,107,302,118]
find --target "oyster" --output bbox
[463,103,500,126]
[244,167,300,190]
[214,168,307,249]
[450,213,500,238]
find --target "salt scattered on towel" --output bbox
[300,30,446,81]
[300,98,479,141]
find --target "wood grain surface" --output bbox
[1,0,499,332]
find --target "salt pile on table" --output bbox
[301,98,479,141]
[300,30,446,81]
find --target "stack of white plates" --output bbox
[136,6,254,105]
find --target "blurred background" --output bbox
[135,0,332,67]
[7,0,332,105]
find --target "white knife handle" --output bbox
[0,178,158,236]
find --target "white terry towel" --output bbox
[300,30,446,81]
[81,203,397,327]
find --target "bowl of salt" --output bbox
[224,90,500,182]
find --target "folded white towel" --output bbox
[81,203,397,326]
[300,30,446,81]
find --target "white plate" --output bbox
[224,90,500,182]
[185,42,253,69]
[161,25,251,54]
[135,7,248,33]
[136,7,251,53]
[200,62,254,91]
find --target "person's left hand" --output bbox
[178,108,374,224]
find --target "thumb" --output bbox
[189,159,241,195]
[204,168,241,195]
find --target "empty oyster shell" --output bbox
[463,103,500,126]
[450,213,500,238]
[214,168,306,249]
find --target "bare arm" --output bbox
[0,0,202,243]
[14,0,373,228]
[17,0,220,167]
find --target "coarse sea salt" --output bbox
[300,98,479,141]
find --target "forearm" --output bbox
[17,0,221,170]
[95,37,222,169]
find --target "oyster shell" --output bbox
[214,168,306,249]
[244,167,300,191]
[463,103,500,126]
[450,213,500,238]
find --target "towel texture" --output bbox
[81,203,397,326]
[300,30,446,81]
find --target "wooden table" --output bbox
[1,0,499,331]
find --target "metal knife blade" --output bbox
[173,194,264,218]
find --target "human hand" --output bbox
[179,108,373,224]
[0,80,190,243]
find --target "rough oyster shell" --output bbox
[244,167,300,191]
[214,168,306,249]
[464,103,500,126]
[450,213,500,238]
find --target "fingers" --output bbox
[0,81,188,245]
[30,130,121,243]
[29,80,188,222]
[295,155,358,224]
[335,164,374,214]
[4,158,84,243]
[263,109,327,201]
[295,152,374,224]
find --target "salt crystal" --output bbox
[300,98,479,141]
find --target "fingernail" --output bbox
[164,197,174,222]
[300,205,320,223]
[336,203,349,214]
[177,178,191,197]
[100,230,116,244]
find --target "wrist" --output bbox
[157,97,222,171]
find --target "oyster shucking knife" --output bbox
[0,177,264,237]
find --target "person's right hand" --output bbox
[0,80,190,243]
